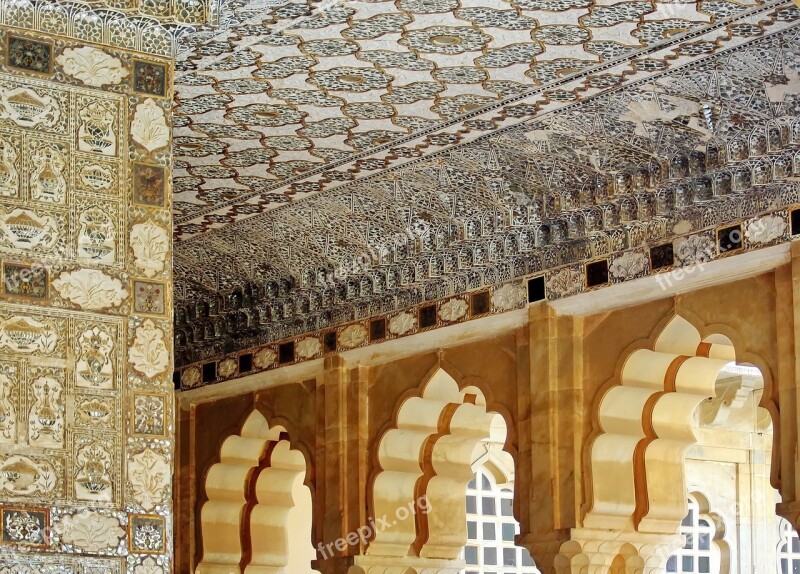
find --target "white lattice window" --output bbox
[778,518,800,574]
[461,467,539,574]
[666,496,718,573]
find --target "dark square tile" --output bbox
[133,60,167,97]
[2,263,47,299]
[585,260,609,288]
[792,208,800,236]
[133,280,165,314]
[239,353,253,373]
[133,163,166,207]
[7,36,51,74]
[528,276,545,302]
[717,225,743,254]
[202,362,216,383]
[369,318,386,341]
[650,243,675,270]
[323,331,337,353]
[279,341,295,364]
[470,291,490,316]
[0,507,48,546]
[128,514,166,553]
[419,304,437,328]
[132,392,167,436]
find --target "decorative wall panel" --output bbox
[0,26,174,574]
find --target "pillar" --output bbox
[315,356,369,574]
[519,304,583,572]
[0,0,210,571]
[776,241,800,530]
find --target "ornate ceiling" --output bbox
[173,0,800,369]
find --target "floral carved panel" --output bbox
[0,27,174,571]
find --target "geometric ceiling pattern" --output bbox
[174,0,800,368]
[174,0,788,230]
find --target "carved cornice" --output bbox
[0,0,221,56]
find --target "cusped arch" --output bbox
[366,366,509,564]
[585,315,753,534]
[197,410,318,574]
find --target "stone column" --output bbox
[0,1,207,571]
[315,357,369,574]
[776,241,800,531]
[519,304,583,572]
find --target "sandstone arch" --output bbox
[354,367,509,573]
[197,410,317,574]
[585,316,744,533]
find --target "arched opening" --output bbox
[580,314,784,571]
[777,518,800,573]
[355,367,514,572]
[666,494,724,573]
[197,410,318,574]
[461,446,538,574]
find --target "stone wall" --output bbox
[0,21,175,574]
[176,251,800,573]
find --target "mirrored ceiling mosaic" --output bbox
[173,0,786,229]
[173,0,800,367]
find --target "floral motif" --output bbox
[76,326,115,389]
[546,266,583,298]
[534,24,591,45]
[74,439,113,501]
[492,283,527,311]
[253,348,277,368]
[131,99,169,153]
[52,269,128,310]
[131,221,169,278]
[389,312,416,336]
[218,358,237,378]
[0,316,58,355]
[28,372,64,448]
[55,510,124,552]
[439,299,468,322]
[77,99,117,156]
[745,214,787,244]
[128,448,170,512]
[29,142,67,204]
[674,234,716,266]
[131,515,165,552]
[135,557,165,574]
[609,251,649,281]
[339,324,367,349]
[181,366,201,388]
[129,320,170,379]
[296,337,321,359]
[57,46,128,87]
